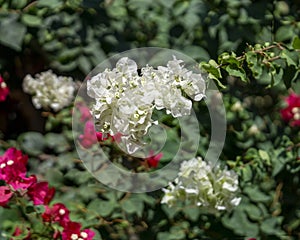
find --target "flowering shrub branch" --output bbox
[0,148,95,240]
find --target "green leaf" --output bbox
[43,40,63,51]
[21,14,42,27]
[240,165,253,182]
[182,45,210,61]
[162,204,179,219]
[260,217,285,236]
[45,133,70,153]
[121,196,144,217]
[11,0,27,9]
[88,199,115,217]
[281,49,298,66]
[37,0,63,9]
[35,205,45,214]
[246,51,263,79]
[272,156,287,177]
[292,36,300,49]
[18,132,45,156]
[243,186,271,202]
[244,203,262,221]
[182,207,200,221]
[200,60,225,88]
[0,14,26,51]
[78,55,92,74]
[45,169,63,187]
[222,207,259,236]
[51,60,77,72]
[258,150,271,166]
[275,25,294,42]
[225,64,247,81]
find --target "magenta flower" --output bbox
[0,186,13,207]
[76,102,92,122]
[0,75,9,102]
[0,148,31,188]
[0,148,28,180]
[42,203,70,227]
[79,121,98,148]
[146,150,163,168]
[27,182,55,205]
[281,93,300,126]
[111,132,122,143]
[9,174,37,190]
[95,131,110,141]
[62,221,95,240]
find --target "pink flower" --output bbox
[76,102,92,122]
[9,174,37,190]
[79,121,115,148]
[79,121,98,148]
[42,203,70,227]
[281,93,300,126]
[0,75,9,102]
[52,230,61,239]
[62,221,95,240]
[27,182,55,205]
[0,148,34,190]
[146,150,163,168]
[0,186,13,207]
[0,148,28,181]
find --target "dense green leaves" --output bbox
[201,42,300,90]
[0,14,26,51]
[0,0,300,239]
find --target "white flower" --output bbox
[87,57,206,152]
[23,70,75,111]
[161,157,241,212]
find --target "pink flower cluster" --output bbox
[75,102,121,148]
[79,120,122,148]
[0,148,95,240]
[0,75,9,102]
[42,204,95,240]
[281,93,300,127]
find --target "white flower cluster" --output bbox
[87,57,205,150]
[161,157,241,212]
[23,70,75,111]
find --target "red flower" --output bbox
[11,226,31,240]
[146,150,163,168]
[111,132,122,143]
[0,75,9,102]
[0,186,13,206]
[62,221,95,240]
[27,182,55,205]
[281,93,300,126]
[0,148,28,183]
[42,203,70,227]
[79,121,98,148]
[96,132,110,141]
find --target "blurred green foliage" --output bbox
[0,0,300,239]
